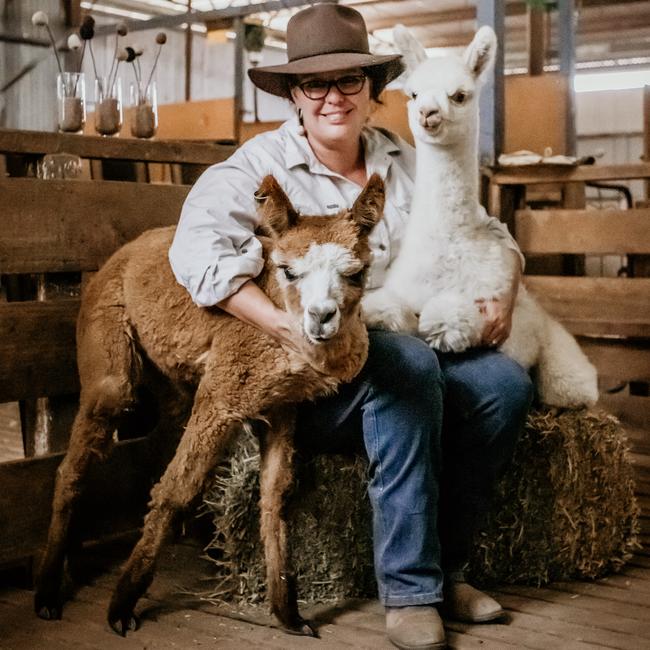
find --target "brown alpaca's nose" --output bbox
[419,108,442,129]
[308,305,337,325]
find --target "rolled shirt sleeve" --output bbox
[169,153,265,307]
[479,205,526,271]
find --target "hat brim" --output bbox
[248,52,403,98]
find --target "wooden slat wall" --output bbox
[516,209,650,255]
[0,439,151,565]
[524,276,650,338]
[0,178,190,273]
[0,301,79,402]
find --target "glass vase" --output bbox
[129,81,158,139]
[94,76,123,136]
[57,72,86,133]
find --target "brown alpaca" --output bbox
[34,174,385,637]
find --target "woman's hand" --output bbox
[476,250,521,348]
[218,281,307,355]
[475,296,514,347]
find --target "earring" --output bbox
[297,108,305,136]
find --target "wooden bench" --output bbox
[0,177,192,566]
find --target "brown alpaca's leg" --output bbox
[34,388,130,619]
[35,290,142,621]
[259,407,315,636]
[107,387,241,636]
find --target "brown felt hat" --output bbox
[247,3,403,99]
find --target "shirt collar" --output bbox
[282,115,402,177]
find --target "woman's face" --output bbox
[290,67,371,146]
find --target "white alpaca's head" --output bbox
[256,175,384,345]
[393,25,497,147]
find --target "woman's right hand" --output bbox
[218,280,307,355]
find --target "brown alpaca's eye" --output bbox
[346,270,365,286]
[451,90,469,104]
[410,91,417,100]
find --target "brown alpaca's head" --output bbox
[256,174,384,345]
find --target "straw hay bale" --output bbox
[201,408,639,605]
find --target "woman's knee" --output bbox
[366,331,442,395]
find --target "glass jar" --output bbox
[94,76,123,136]
[129,81,158,139]
[57,72,86,133]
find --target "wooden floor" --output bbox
[1,539,650,650]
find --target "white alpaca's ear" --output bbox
[392,24,427,75]
[463,26,497,82]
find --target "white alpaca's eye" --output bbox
[450,90,469,104]
[279,266,297,281]
[410,91,418,100]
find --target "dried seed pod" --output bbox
[155,32,167,45]
[125,46,136,63]
[116,49,129,62]
[80,15,95,40]
[117,22,128,37]
[31,11,49,27]
[67,33,82,51]
[133,45,144,56]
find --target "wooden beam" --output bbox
[645,86,650,200]
[233,17,245,144]
[523,276,650,338]
[515,208,650,255]
[0,178,189,273]
[94,0,332,36]
[0,128,236,165]
[527,5,545,75]
[489,162,650,185]
[477,0,505,166]
[558,0,577,156]
[0,438,152,564]
[0,301,79,402]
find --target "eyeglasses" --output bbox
[297,74,366,100]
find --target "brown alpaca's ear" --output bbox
[255,175,299,236]
[350,173,385,234]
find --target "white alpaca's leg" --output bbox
[536,317,599,408]
[418,292,483,353]
[362,287,418,334]
[500,291,544,369]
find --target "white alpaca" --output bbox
[362,25,598,408]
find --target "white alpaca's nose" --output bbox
[419,107,442,129]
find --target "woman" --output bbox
[169,5,532,649]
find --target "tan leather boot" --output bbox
[385,605,447,649]
[442,581,505,623]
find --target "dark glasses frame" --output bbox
[297,74,367,100]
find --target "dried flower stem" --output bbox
[88,41,100,86]
[143,44,163,97]
[44,24,64,76]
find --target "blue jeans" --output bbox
[296,331,533,606]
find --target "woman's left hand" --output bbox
[476,296,514,348]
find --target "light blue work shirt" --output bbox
[169,116,520,307]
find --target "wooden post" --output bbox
[527,4,545,76]
[558,0,577,156]
[477,0,505,166]
[643,86,650,201]
[233,17,245,144]
[185,0,193,102]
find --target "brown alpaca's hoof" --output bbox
[108,611,139,636]
[34,591,63,621]
[282,618,318,637]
